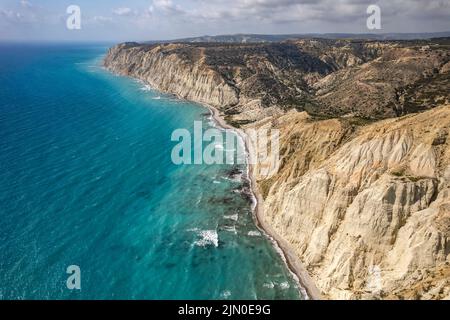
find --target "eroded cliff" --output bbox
[105,39,450,123]
[104,42,240,110]
[252,106,450,299]
[104,38,450,300]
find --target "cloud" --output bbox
[20,0,32,8]
[113,7,136,16]
[152,0,186,14]
[0,9,21,21]
[111,6,154,24]
[0,7,34,24]
[148,0,450,28]
[153,0,174,10]
[0,1,43,25]
[92,15,113,24]
[1,0,450,41]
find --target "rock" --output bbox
[432,130,448,146]
[260,105,450,300]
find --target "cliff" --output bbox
[104,41,335,125]
[104,42,239,110]
[105,39,449,123]
[251,106,450,299]
[104,38,450,300]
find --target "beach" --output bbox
[205,104,323,300]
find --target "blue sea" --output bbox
[0,43,302,300]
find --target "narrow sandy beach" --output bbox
[205,104,323,300]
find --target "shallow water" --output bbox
[0,43,302,300]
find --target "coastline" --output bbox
[103,62,322,300]
[204,104,323,301]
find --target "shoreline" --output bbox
[204,104,323,301]
[104,64,322,300]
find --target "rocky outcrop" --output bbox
[254,106,450,299]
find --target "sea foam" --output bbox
[224,213,239,222]
[194,230,219,247]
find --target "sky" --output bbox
[1,0,450,42]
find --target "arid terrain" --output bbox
[104,37,450,300]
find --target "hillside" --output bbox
[105,39,449,124]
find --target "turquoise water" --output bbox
[0,43,302,300]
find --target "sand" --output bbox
[205,104,323,300]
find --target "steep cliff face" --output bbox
[105,38,450,300]
[104,43,240,110]
[255,106,450,299]
[105,39,450,123]
[104,41,337,124]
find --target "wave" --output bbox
[194,230,219,248]
[279,282,290,290]
[262,280,290,290]
[224,213,238,222]
[221,175,242,183]
[140,85,152,92]
[222,225,237,234]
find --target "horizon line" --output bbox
[1,30,450,44]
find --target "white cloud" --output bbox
[153,0,174,10]
[92,15,113,23]
[20,0,32,8]
[152,0,185,14]
[113,7,135,16]
[0,9,19,19]
[145,0,450,27]
[1,0,450,41]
